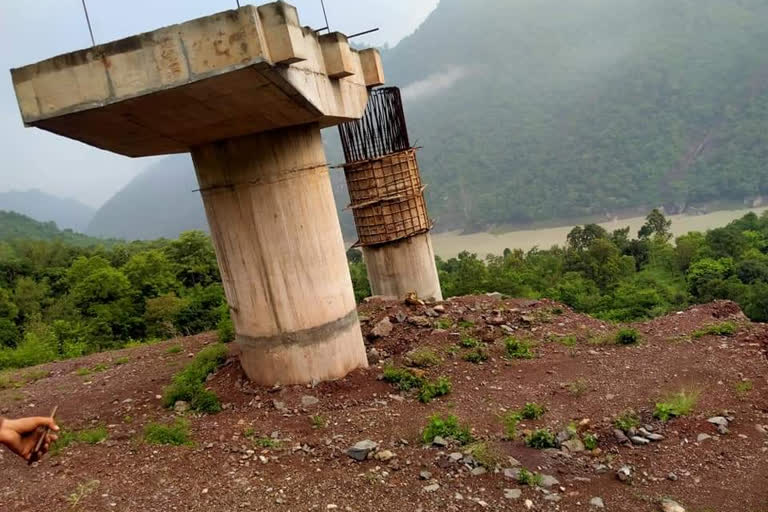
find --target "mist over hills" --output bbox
[0,189,95,232]
[88,0,768,240]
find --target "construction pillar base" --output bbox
[192,124,367,386]
[362,232,443,302]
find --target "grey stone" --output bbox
[432,436,448,447]
[393,312,407,323]
[423,484,440,493]
[346,440,378,461]
[707,416,728,427]
[425,308,439,318]
[501,325,515,334]
[590,497,605,509]
[630,436,650,445]
[507,456,521,466]
[667,472,678,481]
[696,433,712,442]
[300,395,319,407]
[486,292,503,301]
[613,429,630,444]
[419,471,432,480]
[366,348,381,365]
[660,499,686,512]
[448,452,463,462]
[593,464,609,474]
[272,400,287,412]
[645,433,665,442]
[617,466,631,482]
[433,305,446,313]
[470,466,487,476]
[561,438,585,453]
[408,316,432,328]
[544,494,561,502]
[503,467,521,480]
[371,317,393,337]
[556,429,572,444]
[486,312,506,325]
[538,474,560,489]
[716,425,729,435]
[504,489,522,500]
[375,450,395,461]
[173,400,189,413]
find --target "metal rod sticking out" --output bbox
[347,28,380,39]
[320,0,330,32]
[80,0,96,47]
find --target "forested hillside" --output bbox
[0,189,94,232]
[65,0,768,238]
[0,211,106,247]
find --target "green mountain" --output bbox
[0,210,109,246]
[0,189,95,232]
[88,0,768,239]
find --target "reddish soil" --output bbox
[1,297,767,511]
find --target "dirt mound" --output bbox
[1,297,766,511]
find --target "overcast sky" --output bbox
[0,0,437,208]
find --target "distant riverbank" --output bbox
[430,206,768,259]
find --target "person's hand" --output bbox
[0,416,59,461]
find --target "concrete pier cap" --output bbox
[10,2,386,386]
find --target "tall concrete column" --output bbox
[192,124,366,385]
[10,2,387,386]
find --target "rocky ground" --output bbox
[0,296,766,511]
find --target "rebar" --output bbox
[339,87,410,163]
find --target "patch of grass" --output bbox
[462,347,488,363]
[502,410,521,439]
[615,328,640,345]
[435,318,454,330]
[75,364,108,377]
[74,367,91,376]
[519,402,547,420]
[518,468,543,487]
[406,348,441,368]
[735,379,753,394]
[51,426,108,455]
[113,356,130,366]
[553,335,578,347]
[143,418,191,445]
[524,428,557,449]
[692,321,737,339]
[255,437,281,449]
[0,368,50,389]
[166,345,182,354]
[162,344,227,413]
[465,442,501,468]
[459,335,479,348]
[504,337,534,359]
[566,379,588,396]
[66,479,100,509]
[551,307,565,315]
[422,414,473,445]
[418,377,452,403]
[654,390,700,422]
[309,414,328,429]
[457,320,475,329]
[583,432,598,450]
[382,366,424,391]
[613,409,641,431]
[91,363,108,372]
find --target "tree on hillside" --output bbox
[638,209,672,242]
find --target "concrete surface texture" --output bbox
[9,1,382,386]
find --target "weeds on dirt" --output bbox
[501,402,547,438]
[583,432,598,450]
[435,318,454,330]
[519,402,546,420]
[52,426,108,455]
[462,347,488,363]
[162,344,227,413]
[382,366,424,391]
[613,409,641,431]
[457,320,475,329]
[254,436,281,449]
[422,414,473,445]
[552,335,578,347]
[735,379,753,394]
[113,356,130,366]
[465,442,502,468]
[615,328,640,345]
[0,368,49,389]
[166,345,182,354]
[504,337,534,359]
[144,418,191,445]
[654,390,699,421]
[524,428,558,449]
[66,479,100,510]
[418,377,452,403]
[459,335,479,348]
[692,321,737,339]
[309,414,328,428]
[406,348,441,368]
[518,468,543,486]
[566,379,588,396]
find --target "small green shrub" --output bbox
[554,335,577,347]
[613,409,640,431]
[518,468,543,486]
[582,432,598,450]
[465,442,501,468]
[51,426,108,455]
[406,348,441,368]
[519,402,546,420]
[462,347,488,363]
[144,418,191,445]
[113,356,130,366]
[310,414,328,428]
[457,320,475,329]
[421,414,473,445]
[654,390,699,421]
[254,436,281,448]
[615,328,640,345]
[217,313,235,343]
[502,410,521,439]
[418,377,452,403]
[166,345,182,354]
[735,379,753,394]
[382,366,424,391]
[435,318,454,330]
[524,428,557,449]
[566,379,588,396]
[459,336,479,348]
[162,344,227,413]
[692,321,737,339]
[504,337,534,359]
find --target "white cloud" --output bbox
[402,67,468,102]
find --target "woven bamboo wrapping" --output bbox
[344,148,431,246]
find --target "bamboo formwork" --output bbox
[344,148,431,246]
